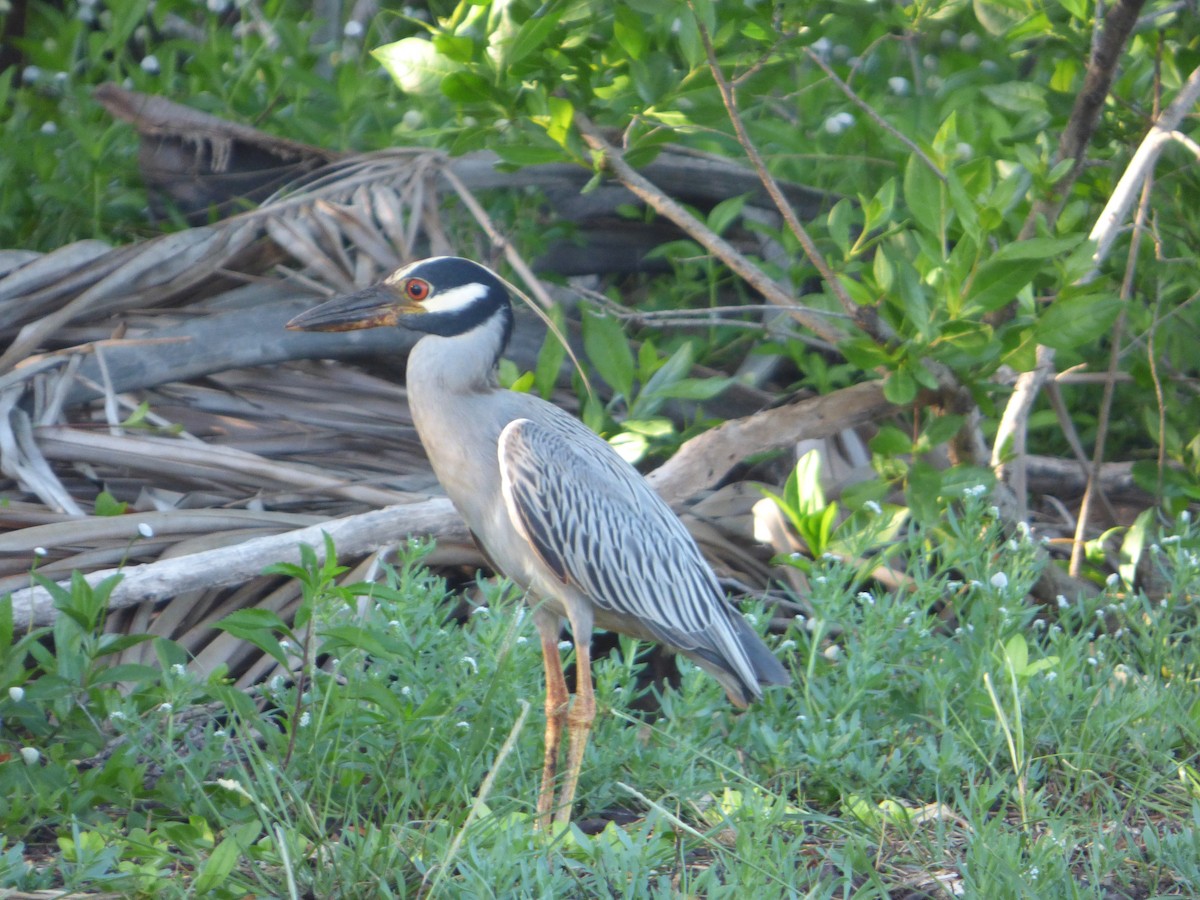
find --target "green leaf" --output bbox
[828,198,855,255]
[441,72,494,104]
[373,37,457,95]
[1119,507,1154,587]
[652,376,735,402]
[870,425,912,457]
[883,368,917,405]
[904,155,944,238]
[706,194,749,236]
[545,96,574,147]
[213,609,292,666]
[792,450,826,516]
[635,342,694,415]
[94,491,127,517]
[192,822,261,894]
[583,311,635,401]
[1003,633,1028,676]
[506,3,565,67]
[921,414,966,448]
[432,33,476,64]
[1035,292,1122,350]
[613,6,648,60]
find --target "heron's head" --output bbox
[286,256,512,339]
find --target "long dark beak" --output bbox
[286,284,413,332]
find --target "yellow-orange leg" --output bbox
[535,617,569,833]
[553,635,595,829]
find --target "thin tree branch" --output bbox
[801,45,946,181]
[1020,0,1149,239]
[572,112,848,348]
[1087,65,1200,277]
[1069,160,1154,576]
[691,9,892,345]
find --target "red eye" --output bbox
[405,278,430,301]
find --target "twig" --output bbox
[691,9,879,340]
[1086,65,1200,277]
[1020,0,1149,239]
[423,700,531,897]
[572,112,848,348]
[1069,162,1154,576]
[801,45,945,181]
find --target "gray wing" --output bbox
[497,416,761,688]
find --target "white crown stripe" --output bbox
[420,281,489,315]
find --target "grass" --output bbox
[3,499,1199,897]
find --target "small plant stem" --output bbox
[983,670,1028,828]
[423,699,531,897]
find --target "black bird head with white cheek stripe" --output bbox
[286,256,514,346]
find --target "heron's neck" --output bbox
[405,308,509,398]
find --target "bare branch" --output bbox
[573,112,849,348]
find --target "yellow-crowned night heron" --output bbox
[287,257,789,829]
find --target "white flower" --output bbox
[401,109,424,130]
[110,710,126,721]
[515,636,528,644]
[8,686,24,702]
[857,592,875,605]
[34,546,48,558]
[298,711,310,728]
[778,639,797,651]
[823,644,841,661]
[40,121,57,135]
[811,37,832,57]
[456,721,470,729]
[461,656,478,674]
[159,702,173,713]
[1087,657,1098,667]
[959,33,981,52]
[140,55,160,75]
[22,65,41,84]
[207,0,232,12]
[558,640,574,651]
[343,19,364,38]
[1180,510,1190,523]
[1105,573,1120,587]
[823,111,855,135]
[1045,671,1057,681]
[171,664,186,676]
[20,747,40,765]
[1056,595,1070,609]
[137,522,154,538]
[864,500,882,515]
[888,76,909,95]
[470,606,490,616]
[990,572,1009,590]
[401,685,412,696]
